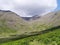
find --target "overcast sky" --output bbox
[0,0,57,17]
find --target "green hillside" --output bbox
[0,10,60,45]
[0,11,51,38]
[0,26,60,45]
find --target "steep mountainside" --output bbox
[0,10,60,40]
[0,11,31,38]
[30,11,60,28]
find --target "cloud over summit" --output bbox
[0,0,57,17]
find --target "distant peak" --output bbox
[21,15,41,21]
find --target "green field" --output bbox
[0,26,60,45]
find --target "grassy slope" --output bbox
[0,27,60,45]
[0,11,50,38]
[0,10,60,44]
[0,11,31,38]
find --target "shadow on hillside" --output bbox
[0,26,60,43]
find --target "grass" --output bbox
[0,27,60,45]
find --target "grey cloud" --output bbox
[0,0,57,17]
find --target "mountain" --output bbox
[22,17,32,20]
[0,10,60,41]
[21,15,40,21]
[0,10,31,38]
[30,11,60,28]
